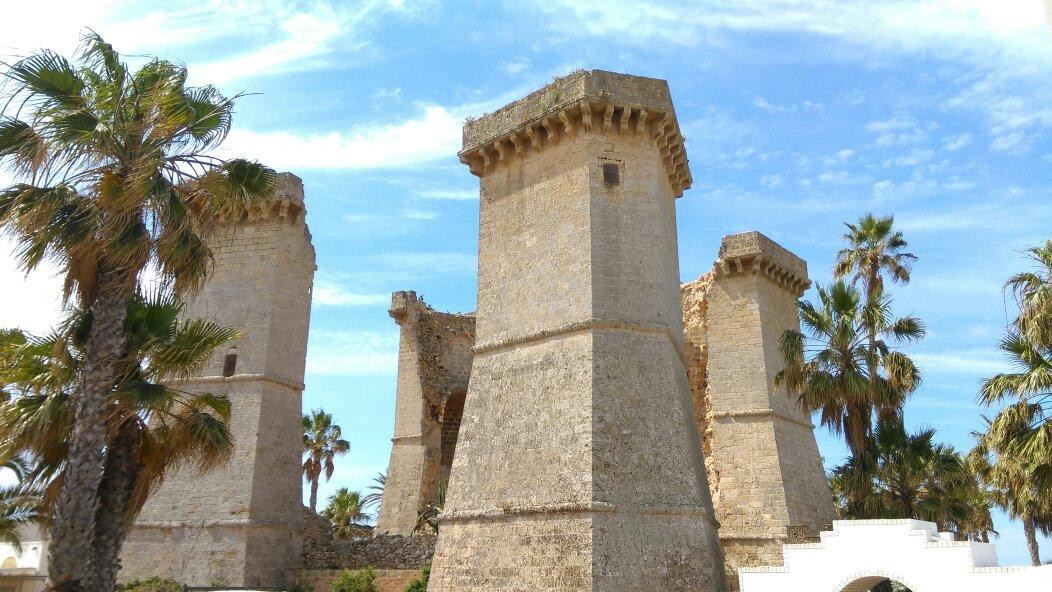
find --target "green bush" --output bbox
[403,565,430,592]
[116,577,182,592]
[331,567,378,592]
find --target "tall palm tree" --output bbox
[302,410,350,511]
[0,33,274,589]
[321,488,371,539]
[834,214,917,424]
[980,332,1052,476]
[1005,239,1052,345]
[776,281,924,459]
[972,420,1052,566]
[0,291,236,590]
[362,472,385,513]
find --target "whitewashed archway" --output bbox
[738,519,1051,592]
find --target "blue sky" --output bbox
[2,0,1052,566]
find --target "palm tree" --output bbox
[980,332,1052,476]
[1005,239,1052,345]
[0,33,274,589]
[0,291,236,590]
[321,488,371,539]
[0,457,40,550]
[834,214,917,300]
[972,420,1052,566]
[302,410,350,511]
[776,281,924,459]
[834,214,917,425]
[830,421,992,541]
[362,472,385,513]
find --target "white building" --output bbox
[0,525,46,592]
[739,519,1051,591]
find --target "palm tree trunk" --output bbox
[49,271,130,591]
[1023,512,1041,566]
[310,478,319,511]
[87,419,142,592]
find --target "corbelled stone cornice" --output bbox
[457,70,692,198]
[217,171,305,225]
[714,231,811,297]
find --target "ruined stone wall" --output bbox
[122,174,315,588]
[375,292,474,536]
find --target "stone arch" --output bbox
[836,573,916,592]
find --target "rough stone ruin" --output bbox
[377,71,835,590]
[112,70,835,592]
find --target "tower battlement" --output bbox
[715,232,810,296]
[459,69,691,196]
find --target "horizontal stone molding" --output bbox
[472,318,689,371]
[458,99,691,197]
[390,435,423,444]
[439,500,720,528]
[715,252,811,297]
[134,518,295,530]
[712,408,815,430]
[166,372,305,392]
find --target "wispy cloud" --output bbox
[942,133,973,151]
[314,280,389,307]
[911,349,1008,375]
[306,330,399,376]
[1,1,420,83]
[0,238,65,335]
[416,188,478,201]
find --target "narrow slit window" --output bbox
[602,163,620,185]
[223,353,237,377]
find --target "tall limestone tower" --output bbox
[428,70,726,591]
[682,232,835,589]
[121,173,316,588]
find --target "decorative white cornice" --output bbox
[458,99,692,198]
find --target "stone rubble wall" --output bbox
[303,506,435,571]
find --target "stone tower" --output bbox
[121,173,316,588]
[428,70,726,591]
[682,232,835,589]
[375,291,474,536]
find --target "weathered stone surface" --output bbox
[427,70,726,592]
[376,291,474,536]
[683,231,835,590]
[120,173,316,588]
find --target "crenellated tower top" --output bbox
[715,231,811,297]
[458,69,692,197]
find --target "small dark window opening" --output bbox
[602,163,620,185]
[223,354,237,377]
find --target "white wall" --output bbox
[739,519,1052,592]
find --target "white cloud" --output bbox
[912,350,1008,374]
[222,104,462,170]
[502,57,531,74]
[990,130,1034,152]
[0,1,419,84]
[942,133,973,151]
[314,281,389,307]
[306,330,399,376]
[0,238,65,336]
[760,174,783,188]
[416,188,478,200]
[887,149,936,167]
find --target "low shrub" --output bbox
[331,566,378,592]
[403,565,430,592]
